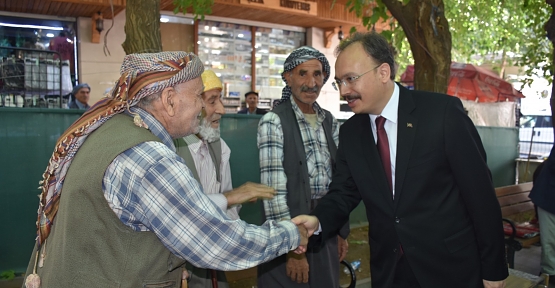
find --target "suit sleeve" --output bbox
[311,123,361,242]
[443,97,508,281]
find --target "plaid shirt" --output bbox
[103,107,299,271]
[257,100,339,221]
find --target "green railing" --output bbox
[0,108,518,272]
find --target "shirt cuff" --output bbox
[314,223,322,235]
[206,194,228,213]
[279,220,301,251]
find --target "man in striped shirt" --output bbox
[176,70,277,288]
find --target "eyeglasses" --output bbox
[332,64,381,91]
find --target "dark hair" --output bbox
[59,31,68,37]
[245,91,259,98]
[335,32,397,80]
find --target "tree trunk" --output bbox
[122,0,162,54]
[546,0,555,129]
[383,0,451,93]
[499,49,507,78]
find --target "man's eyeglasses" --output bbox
[332,64,381,91]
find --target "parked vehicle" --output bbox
[336,100,354,120]
[519,110,554,159]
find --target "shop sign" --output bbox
[240,0,318,16]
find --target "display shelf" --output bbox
[253,26,304,100]
[258,98,272,110]
[198,20,253,107]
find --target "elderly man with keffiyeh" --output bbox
[256,46,350,288]
[22,52,308,288]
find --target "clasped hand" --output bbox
[292,215,319,254]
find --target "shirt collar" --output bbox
[370,83,399,124]
[290,97,326,123]
[183,134,204,153]
[76,100,89,110]
[129,107,176,151]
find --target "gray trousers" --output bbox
[538,207,555,275]
[186,263,230,288]
[257,236,340,288]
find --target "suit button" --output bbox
[393,248,398,253]
[395,218,400,224]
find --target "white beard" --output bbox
[198,117,220,143]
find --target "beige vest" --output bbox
[24,114,186,288]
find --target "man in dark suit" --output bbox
[238,91,267,114]
[529,145,555,279]
[292,32,508,288]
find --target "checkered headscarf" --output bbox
[36,51,204,247]
[275,46,330,107]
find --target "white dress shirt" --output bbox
[184,135,239,219]
[369,83,400,197]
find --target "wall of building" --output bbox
[75,11,346,116]
[77,11,127,104]
[307,27,342,117]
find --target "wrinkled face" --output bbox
[284,59,325,112]
[335,42,391,115]
[201,88,225,129]
[173,78,204,138]
[245,93,258,108]
[198,88,224,142]
[75,87,90,105]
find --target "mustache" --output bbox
[301,85,319,93]
[343,94,361,101]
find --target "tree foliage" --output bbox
[173,0,214,21]
[446,0,551,87]
[344,0,551,89]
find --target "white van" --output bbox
[519,109,553,159]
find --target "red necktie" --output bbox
[376,116,404,258]
[376,116,392,192]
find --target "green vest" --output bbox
[24,114,186,288]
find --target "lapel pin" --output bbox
[407,123,413,128]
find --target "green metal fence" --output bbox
[0,108,518,273]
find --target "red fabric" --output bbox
[400,63,525,102]
[503,223,540,238]
[376,116,392,192]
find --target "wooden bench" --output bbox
[495,182,540,268]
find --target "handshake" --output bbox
[291,215,320,254]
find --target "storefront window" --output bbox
[197,20,305,112]
[255,27,305,104]
[198,20,252,113]
[0,15,77,108]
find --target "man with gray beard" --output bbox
[175,70,276,288]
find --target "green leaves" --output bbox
[0,270,15,280]
[342,0,552,84]
[173,0,214,20]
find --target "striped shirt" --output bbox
[257,99,339,221]
[103,107,300,271]
[183,134,240,220]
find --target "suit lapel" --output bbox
[394,84,417,209]
[357,114,394,208]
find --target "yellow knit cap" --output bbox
[201,70,223,92]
